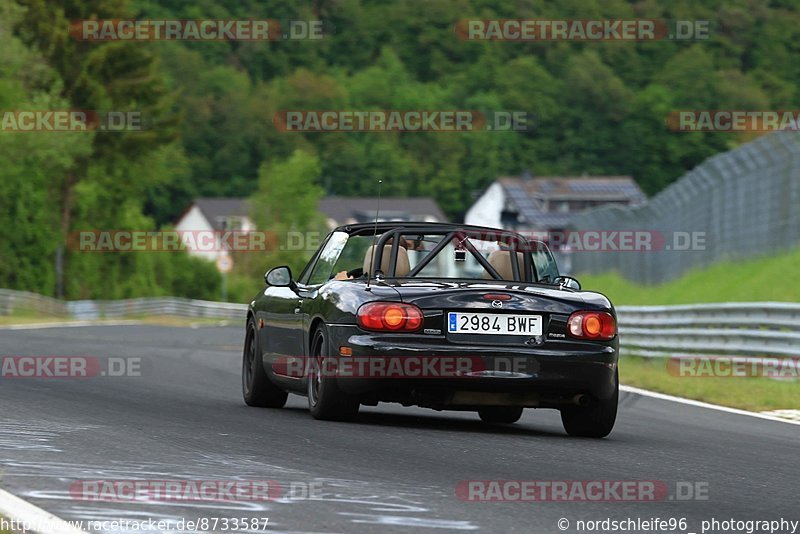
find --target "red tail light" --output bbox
[567,311,616,340]
[357,302,423,332]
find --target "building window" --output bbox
[500,209,519,229]
[216,216,245,231]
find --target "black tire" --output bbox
[242,317,288,408]
[560,370,618,438]
[478,407,524,424]
[307,326,360,421]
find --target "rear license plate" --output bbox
[447,312,542,335]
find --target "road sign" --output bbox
[216,255,233,273]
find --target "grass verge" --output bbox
[579,249,800,411]
[579,247,800,305]
[620,355,799,412]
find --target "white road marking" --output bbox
[760,409,800,422]
[0,488,87,533]
[620,385,800,426]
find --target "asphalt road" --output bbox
[1,324,798,534]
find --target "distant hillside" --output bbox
[134,0,800,222]
[4,0,799,299]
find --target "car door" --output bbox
[258,282,305,375]
[260,232,349,387]
[256,237,329,380]
[296,231,351,347]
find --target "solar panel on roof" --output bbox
[569,182,640,195]
[502,183,542,224]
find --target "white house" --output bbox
[174,196,447,261]
[174,198,255,261]
[465,175,647,273]
[465,175,646,233]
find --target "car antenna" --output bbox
[366,179,382,291]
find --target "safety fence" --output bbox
[571,130,800,284]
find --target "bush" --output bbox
[165,253,222,301]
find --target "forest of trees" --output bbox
[2,0,798,300]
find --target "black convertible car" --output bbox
[242,222,618,437]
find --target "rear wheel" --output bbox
[242,317,288,408]
[560,370,618,438]
[307,326,360,421]
[478,406,523,424]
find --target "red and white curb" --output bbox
[0,488,86,533]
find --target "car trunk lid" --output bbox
[381,280,586,345]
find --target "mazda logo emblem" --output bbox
[491,300,503,308]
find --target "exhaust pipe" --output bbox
[572,394,590,407]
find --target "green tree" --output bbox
[0,0,92,293]
[15,0,178,297]
[247,149,326,277]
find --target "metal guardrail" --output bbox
[65,297,247,320]
[1,289,797,358]
[0,289,69,316]
[0,289,247,320]
[617,302,800,358]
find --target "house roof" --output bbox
[319,197,447,223]
[499,176,645,201]
[498,176,645,228]
[193,197,250,231]
[183,196,447,229]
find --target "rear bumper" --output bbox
[327,325,618,408]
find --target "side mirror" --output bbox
[554,276,581,291]
[265,266,294,288]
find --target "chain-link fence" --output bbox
[569,131,800,284]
